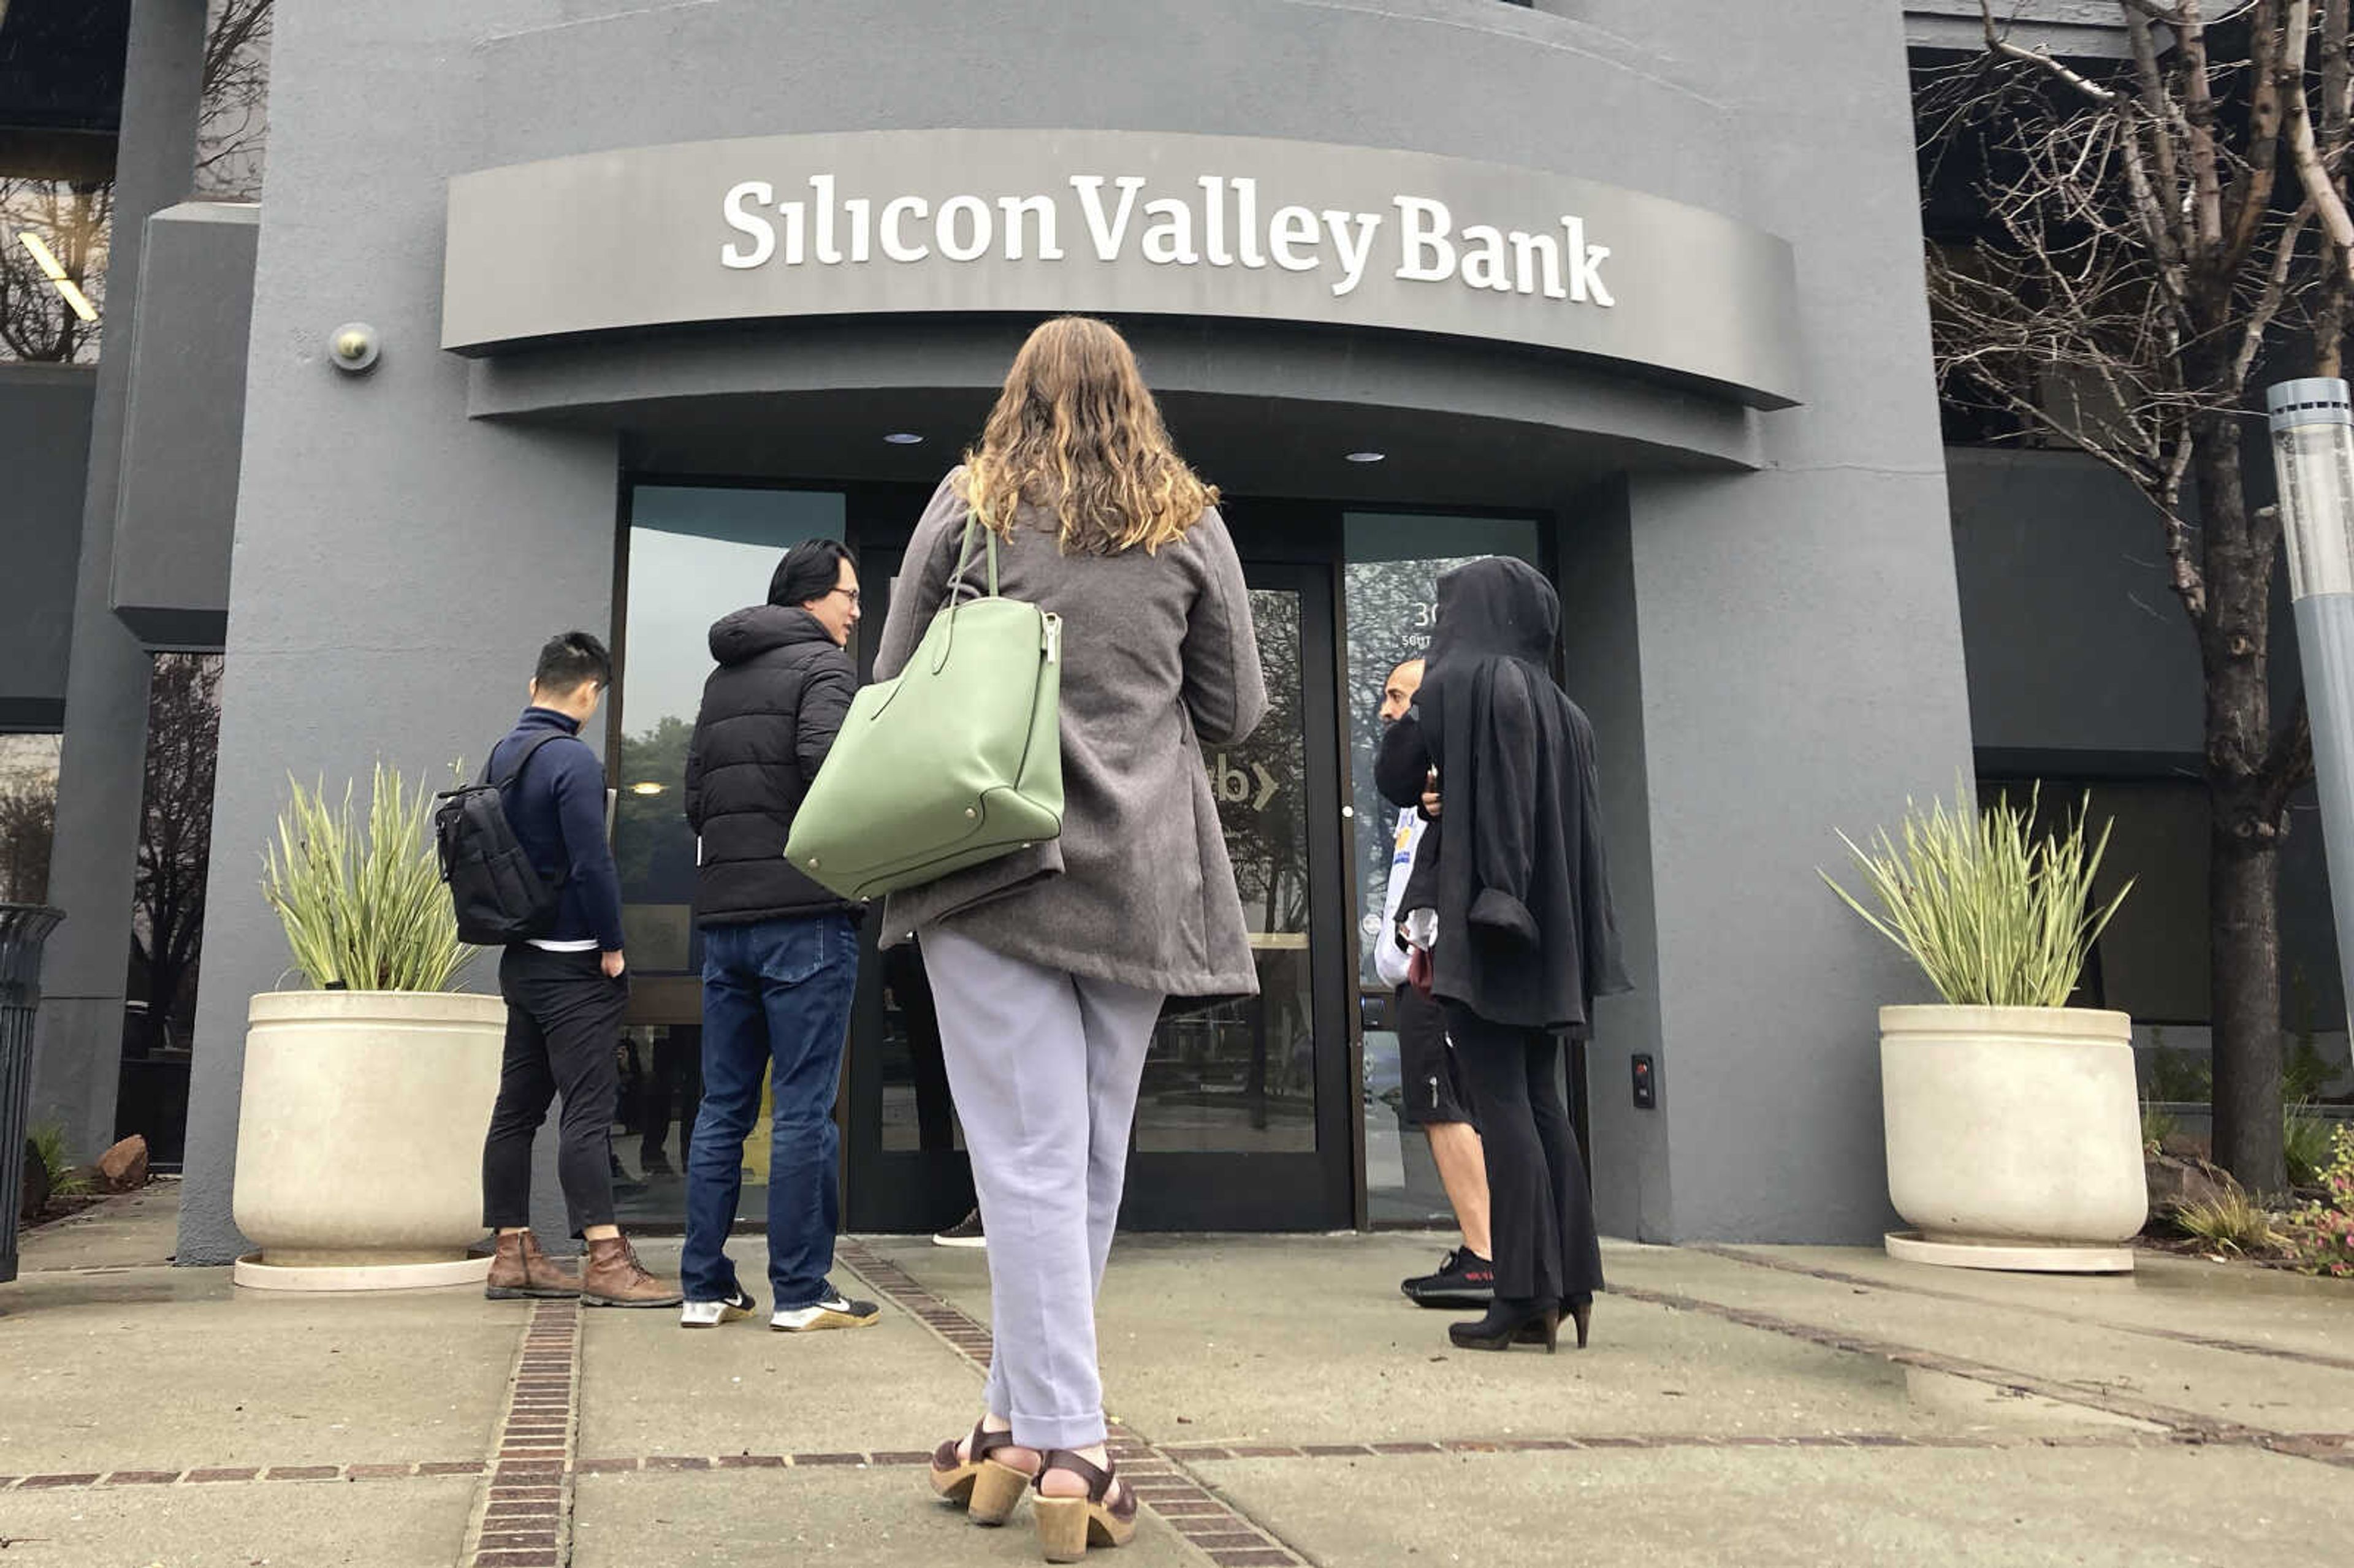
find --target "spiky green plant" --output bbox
[261,764,473,992]
[2141,1100,2178,1156]
[1821,783,2133,1009]
[2285,1102,2336,1190]
[2176,1189,2282,1256]
[28,1121,91,1197]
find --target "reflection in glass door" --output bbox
[1341,513,1547,1228]
[609,485,847,1224]
[1121,562,1355,1230]
[1135,587,1316,1154]
[843,548,1356,1234]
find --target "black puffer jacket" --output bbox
[684,605,858,925]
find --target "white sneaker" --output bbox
[771,1284,881,1332]
[679,1287,756,1328]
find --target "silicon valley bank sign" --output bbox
[442,129,1804,408]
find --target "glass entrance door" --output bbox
[841,547,1357,1232]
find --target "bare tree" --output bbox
[132,657,222,1049]
[0,780,56,905]
[196,0,273,201]
[1926,2,2354,1191]
[0,179,110,363]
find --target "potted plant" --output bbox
[232,764,501,1292]
[1824,785,2144,1273]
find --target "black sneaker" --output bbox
[1402,1247,1495,1309]
[932,1208,986,1249]
[772,1282,882,1332]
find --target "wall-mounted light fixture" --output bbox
[329,322,381,373]
[15,230,97,322]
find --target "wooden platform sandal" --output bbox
[1032,1449,1138,1562]
[929,1420,1034,1526]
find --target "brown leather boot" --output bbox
[579,1234,684,1308]
[486,1230,581,1300]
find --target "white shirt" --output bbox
[1376,807,1433,989]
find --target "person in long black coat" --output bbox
[1377,557,1629,1352]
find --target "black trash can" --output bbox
[0,904,65,1286]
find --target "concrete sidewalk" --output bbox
[1,1187,2348,1567]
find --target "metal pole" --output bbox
[2266,378,2354,1053]
[0,905,66,1285]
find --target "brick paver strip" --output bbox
[459,1300,582,1568]
[104,1471,183,1485]
[346,1464,417,1479]
[187,1467,260,1482]
[645,1456,712,1470]
[867,1450,934,1466]
[420,1461,486,1476]
[835,1241,1315,1566]
[266,1466,343,1481]
[714,1455,788,1469]
[21,1474,102,1488]
[573,1458,640,1474]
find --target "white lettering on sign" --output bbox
[717,173,1615,309]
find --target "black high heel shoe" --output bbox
[1450,1297,1560,1352]
[1517,1295,1594,1349]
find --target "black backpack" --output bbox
[433,732,569,946]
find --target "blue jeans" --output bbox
[683,913,858,1309]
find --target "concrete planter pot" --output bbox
[1880,1003,2147,1274]
[231,990,503,1291]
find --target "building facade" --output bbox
[5,2,2333,1266]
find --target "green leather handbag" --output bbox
[785,517,1064,902]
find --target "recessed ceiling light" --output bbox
[1346,451,1386,463]
[883,432,925,445]
[628,782,666,796]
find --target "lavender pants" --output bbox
[918,927,1166,1451]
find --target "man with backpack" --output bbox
[676,539,878,1333]
[468,631,682,1307]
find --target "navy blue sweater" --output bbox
[489,708,627,951]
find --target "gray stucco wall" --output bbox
[0,367,94,729]
[111,201,258,649]
[1947,447,2204,759]
[178,0,1977,1255]
[32,0,207,1163]
[1946,443,2346,1037]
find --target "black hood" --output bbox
[1426,557,1558,671]
[708,604,836,666]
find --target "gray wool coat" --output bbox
[870,469,1268,999]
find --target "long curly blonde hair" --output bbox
[961,316,1217,555]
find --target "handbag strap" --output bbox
[928,512,1003,676]
[944,512,1001,606]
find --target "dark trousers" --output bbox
[482,946,627,1234]
[639,1026,702,1166]
[1444,1003,1604,1304]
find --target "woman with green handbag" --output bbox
[894,316,1265,1562]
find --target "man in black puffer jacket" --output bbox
[677,539,880,1335]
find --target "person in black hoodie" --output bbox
[1377,557,1629,1355]
[677,539,880,1333]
